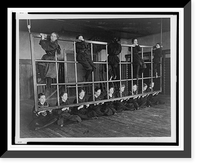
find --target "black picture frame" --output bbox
[1,1,194,159]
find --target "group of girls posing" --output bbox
[29,82,163,130]
[32,32,163,130]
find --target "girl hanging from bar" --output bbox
[107,37,122,80]
[75,35,96,82]
[37,32,61,96]
[132,39,146,79]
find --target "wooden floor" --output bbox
[20,95,171,138]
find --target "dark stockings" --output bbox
[85,69,92,81]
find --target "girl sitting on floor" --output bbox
[114,84,134,112]
[53,91,82,127]
[126,84,140,110]
[147,82,165,106]
[102,85,117,116]
[72,88,97,120]
[88,87,105,117]
[28,93,57,131]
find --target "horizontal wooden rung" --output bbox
[36,91,161,111]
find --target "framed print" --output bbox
[3,2,191,158]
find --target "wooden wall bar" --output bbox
[19,56,170,100]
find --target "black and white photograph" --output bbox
[4,5,191,158]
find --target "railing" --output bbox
[29,32,162,111]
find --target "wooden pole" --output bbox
[27,20,38,111]
[73,42,79,104]
[160,18,163,93]
[91,43,95,102]
[131,47,134,95]
[160,57,163,92]
[151,47,153,92]
[106,44,109,99]
[55,52,60,106]
[141,48,144,94]
[63,49,67,91]
[119,47,122,98]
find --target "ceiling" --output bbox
[19,18,170,41]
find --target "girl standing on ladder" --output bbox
[153,43,162,78]
[132,39,146,79]
[75,35,96,82]
[37,32,61,96]
[107,37,122,80]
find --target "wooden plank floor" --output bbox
[20,95,171,138]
